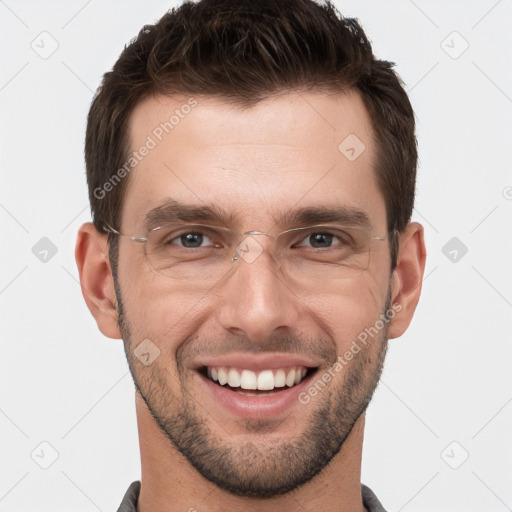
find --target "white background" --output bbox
[0,1,511,511]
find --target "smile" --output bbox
[203,365,312,394]
[193,354,321,419]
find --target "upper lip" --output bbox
[193,353,321,372]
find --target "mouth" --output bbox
[193,354,322,419]
[198,365,319,396]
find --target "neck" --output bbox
[135,392,367,512]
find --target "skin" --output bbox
[76,90,426,512]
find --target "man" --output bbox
[75,0,426,510]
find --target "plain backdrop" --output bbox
[0,1,511,511]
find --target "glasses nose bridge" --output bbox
[232,229,279,264]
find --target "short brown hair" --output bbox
[85,0,417,270]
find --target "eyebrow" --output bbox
[144,198,373,232]
[144,199,238,231]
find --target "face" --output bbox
[114,91,394,498]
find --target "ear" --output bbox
[75,222,122,339]
[388,222,426,339]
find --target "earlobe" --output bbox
[75,222,122,339]
[388,222,426,339]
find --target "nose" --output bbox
[216,234,303,343]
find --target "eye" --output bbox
[150,225,231,256]
[155,225,231,251]
[294,230,349,249]
[171,231,213,249]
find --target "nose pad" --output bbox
[232,235,265,264]
[232,231,281,265]
[232,235,285,278]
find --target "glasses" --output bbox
[104,222,388,286]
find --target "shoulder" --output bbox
[116,481,141,512]
[362,484,388,512]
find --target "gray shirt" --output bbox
[116,481,388,511]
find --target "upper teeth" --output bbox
[207,366,308,390]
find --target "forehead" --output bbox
[122,90,386,232]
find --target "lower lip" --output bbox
[196,371,315,420]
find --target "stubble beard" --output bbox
[114,275,390,499]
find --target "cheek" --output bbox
[118,263,208,354]
[299,274,387,351]
[117,238,391,358]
